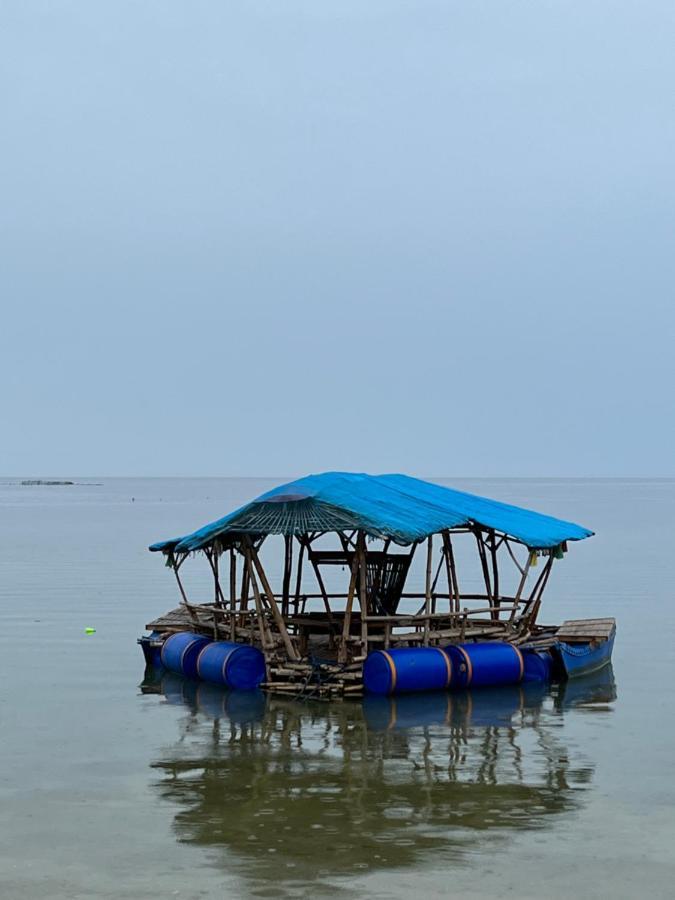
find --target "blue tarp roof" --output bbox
[149,472,593,553]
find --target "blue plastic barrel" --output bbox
[444,642,524,689]
[363,647,453,695]
[196,641,266,691]
[522,649,553,683]
[160,632,212,679]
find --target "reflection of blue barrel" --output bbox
[196,683,267,723]
[161,672,200,710]
[160,632,212,679]
[451,686,523,727]
[444,642,524,689]
[196,641,266,691]
[363,647,453,695]
[363,692,452,729]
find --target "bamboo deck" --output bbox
[145,601,565,699]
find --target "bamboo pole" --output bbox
[424,535,433,645]
[339,545,361,663]
[527,556,554,627]
[309,549,335,621]
[205,547,226,609]
[282,534,293,617]
[489,530,500,620]
[171,555,190,607]
[293,536,305,615]
[509,553,531,622]
[474,530,493,608]
[245,558,272,655]
[358,532,368,655]
[504,538,526,575]
[240,553,250,611]
[170,554,200,624]
[229,548,237,639]
[430,548,444,613]
[442,530,460,617]
[245,537,300,661]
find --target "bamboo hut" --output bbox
[143,473,610,697]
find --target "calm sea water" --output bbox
[1,477,674,899]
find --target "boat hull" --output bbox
[555,631,615,679]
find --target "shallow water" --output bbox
[1,477,674,899]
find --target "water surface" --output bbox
[1,478,673,898]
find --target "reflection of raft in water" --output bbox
[155,670,267,724]
[143,662,616,730]
[143,664,615,889]
[363,682,548,730]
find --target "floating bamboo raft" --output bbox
[143,473,604,697]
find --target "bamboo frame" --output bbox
[243,536,300,661]
[157,520,562,686]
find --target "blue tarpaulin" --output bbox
[149,472,593,552]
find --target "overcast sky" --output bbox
[1,1,673,476]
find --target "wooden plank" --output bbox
[556,618,616,642]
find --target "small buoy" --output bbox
[85,627,96,634]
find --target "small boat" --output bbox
[141,472,615,697]
[552,619,616,679]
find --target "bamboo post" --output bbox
[430,549,444,614]
[171,555,190,607]
[245,538,300,661]
[229,548,237,639]
[474,529,493,609]
[205,546,226,609]
[245,557,272,658]
[489,530,500,620]
[509,550,531,622]
[293,536,305,616]
[442,530,460,617]
[170,554,199,625]
[240,554,250,615]
[358,532,368,655]
[526,556,554,627]
[281,534,293,617]
[424,535,433,645]
[309,548,335,621]
[338,544,361,663]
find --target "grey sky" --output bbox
[1,1,673,476]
